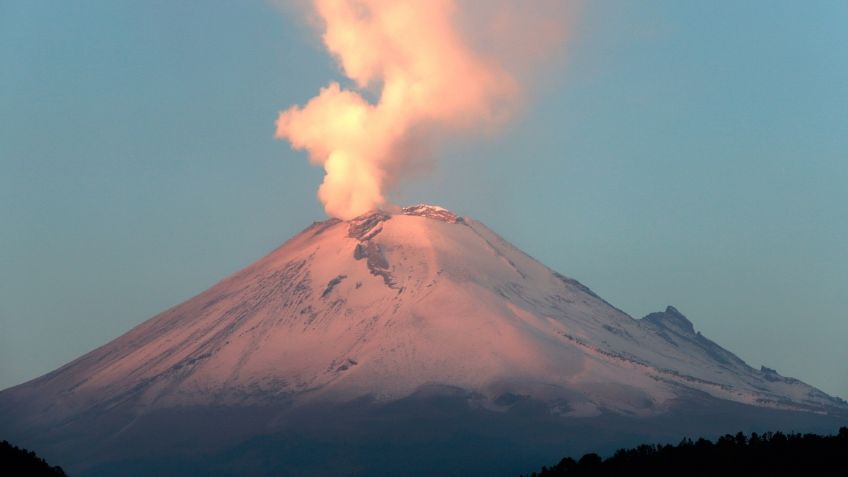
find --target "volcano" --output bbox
[1,205,845,476]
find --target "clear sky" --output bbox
[1,1,846,397]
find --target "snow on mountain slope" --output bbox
[4,205,843,429]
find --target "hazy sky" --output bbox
[1,1,846,398]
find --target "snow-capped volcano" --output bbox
[1,205,845,476]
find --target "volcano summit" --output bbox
[1,205,845,476]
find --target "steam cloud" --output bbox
[276,0,567,219]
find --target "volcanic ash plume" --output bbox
[276,0,564,219]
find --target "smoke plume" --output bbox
[276,0,567,219]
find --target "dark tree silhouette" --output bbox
[0,440,67,476]
[521,427,848,477]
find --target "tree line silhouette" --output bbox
[522,427,848,477]
[1,440,66,476]
[3,428,847,476]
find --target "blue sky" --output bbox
[1,1,846,397]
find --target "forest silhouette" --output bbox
[1,440,66,476]
[522,427,848,476]
[3,428,846,476]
